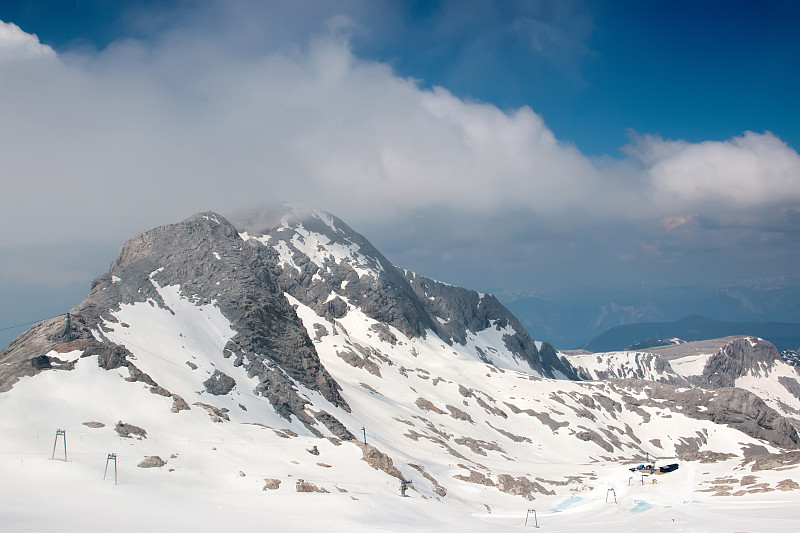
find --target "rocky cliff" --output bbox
[0,212,351,437]
[234,204,577,379]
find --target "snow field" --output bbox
[569,338,800,423]
[2,280,800,531]
[567,351,681,382]
[242,218,383,281]
[669,351,715,377]
[99,275,304,433]
[287,293,795,515]
[735,359,800,414]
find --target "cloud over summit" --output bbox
[1,10,798,290]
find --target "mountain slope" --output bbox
[649,336,800,426]
[0,212,350,437]
[234,204,577,379]
[1,209,800,531]
[567,350,690,385]
[568,335,800,430]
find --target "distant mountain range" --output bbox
[499,283,800,350]
[582,315,800,353]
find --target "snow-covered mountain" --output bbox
[649,337,800,426]
[564,336,800,431]
[234,204,577,379]
[566,350,690,385]
[2,207,800,532]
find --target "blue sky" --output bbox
[366,0,800,156]
[1,1,799,347]
[4,0,799,155]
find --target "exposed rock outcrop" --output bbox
[203,370,236,395]
[693,337,780,388]
[296,479,328,493]
[352,441,405,480]
[235,205,579,380]
[641,383,800,449]
[263,478,281,490]
[1,212,351,436]
[137,456,166,468]
[569,351,689,385]
[115,421,147,439]
[496,474,554,500]
[235,206,436,339]
[0,315,87,393]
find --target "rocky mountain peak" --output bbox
[700,336,780,387]
[236,203,391,276]
[234,205,577,379]
[2,211,353,438]
[235,204,436,339]
[648,336,784,389]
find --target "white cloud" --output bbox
[628,131,800,212]
[0,16,798,259]
[0,19,604,246]
[0,20,54,62]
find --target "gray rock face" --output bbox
[651,336,785,389]
[0,314,87,393]
[95,212,347,415]
[0,212,350,436]
[778,376,800,399]
[203,370,236,395]
[234,205,578,379]
[401,271,578,379]
[644,383,800,449]
[236,207,436,339]
[537,341,581,380]
[695,337,780,388]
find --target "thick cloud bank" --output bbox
[629,131,800,211]
[0,16,798,290]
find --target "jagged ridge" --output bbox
[235,204,576,379]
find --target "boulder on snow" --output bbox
[203,369,236,395]
[115,421,147,439]
[263,478,281,490]
[137,456,166,468]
